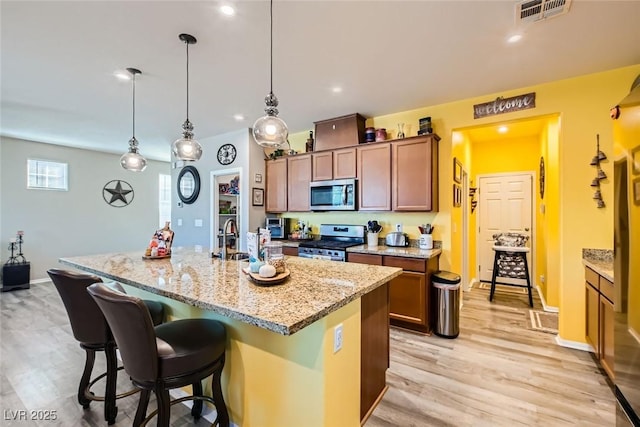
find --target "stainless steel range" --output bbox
[297,224,365,262]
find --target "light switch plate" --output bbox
[177,218,183,226]
[194,219,203,227]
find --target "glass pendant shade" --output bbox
[173,33,202,162]
[121,67,147,172]
[253,114,288,148]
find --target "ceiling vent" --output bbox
[517,0,571,23]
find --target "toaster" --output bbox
[385,232,410,247]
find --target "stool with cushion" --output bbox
[489,233,533,307]
[87,282,229,427]
[47,268,165,424]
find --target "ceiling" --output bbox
[2,1,639,162]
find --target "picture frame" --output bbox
[453,184,462,207]
[634,178,640,206]
[453,157,463,184]
[255,173,263,183]
[252,188,264,206]
[632,145,640,175]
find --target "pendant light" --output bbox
[172,33,203,161]
[252,0,288,148]
[120,68,147,172]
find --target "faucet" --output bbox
[218,218,238,260]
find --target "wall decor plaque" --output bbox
[473,92,536,119]
[103,180,134,207]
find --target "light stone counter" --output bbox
[582,248,614,282]
[60,249,402,335]
[347,244,442,259]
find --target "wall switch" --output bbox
[333,324,343,353]
[395,223,403,232]
[194,219,203,227]
[540,275,545,284]
[177,218,182,226]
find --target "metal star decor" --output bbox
[102,180,134,207]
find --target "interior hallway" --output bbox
[0,282,614,426]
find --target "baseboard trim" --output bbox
[555,335,594,353]
[535,285,559,313]
[169,388,238,427]
[30,278,50,285]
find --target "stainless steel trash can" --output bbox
[433,271,461,338]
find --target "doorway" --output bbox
[210,168,242,251]
[476,172,535,285]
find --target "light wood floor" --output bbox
[1,282,615,426]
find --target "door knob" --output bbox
[525,228,530,232]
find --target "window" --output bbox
[27,159,68,190]
[159,174,172,228]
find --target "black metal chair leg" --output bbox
[156,387,171,427]
[133,389,150,427]
[523,255,533,307]
[79,349,96,408]
[212,356,230,427]
[191,380,203,419]
[104,341,118,424]
[489,253,499,302]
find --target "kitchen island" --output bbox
[60,249,402,427]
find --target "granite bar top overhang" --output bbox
[60,250,402,336]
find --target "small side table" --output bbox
[2,262,31,292]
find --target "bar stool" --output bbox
[488,233,533,308]
[87,282,229,427]
[47,269,165,424]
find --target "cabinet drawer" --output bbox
[383,256,426,273]
[600,276,614,303]
[283,246,299,257]
[348,253,382,265]
[585,267,600,290]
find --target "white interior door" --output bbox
[477,173,533,283]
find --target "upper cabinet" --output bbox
[265,158,287,213]
[358,143,391,211]
[287,154,312,212]
[312,147,357,181]
[392,135,439,211]
[314,113,366,151]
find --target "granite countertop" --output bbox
[582,248,613,282]
[347,244,442,259]
[60,249,402,336]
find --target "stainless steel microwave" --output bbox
[310,179,357,211]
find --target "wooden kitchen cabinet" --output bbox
[265,158,287,213]
[392,135,439,211]
[357,143,391,211]
[287,154,311,212]
[584,266,614,380]
[283,246,299,257]
[314,113,366,151]
[312,151,333,181]
[312,148,357,181]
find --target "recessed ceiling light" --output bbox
[507,34,522,43]
[233,114,245,121]
[220,5,235,16]
[114,71,131,80]
[331,87,343,94]
[498,126,508,133]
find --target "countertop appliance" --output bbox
[385,232,410,247]
[265,217,289,239]
[310,178,356,211]
[298,224,365,262]
[614,83,640,426]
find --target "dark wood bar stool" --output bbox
[87,282,229,427]
[47,269,165,424]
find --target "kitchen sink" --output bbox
[211,251,250,261]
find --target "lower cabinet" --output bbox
[584,266,614,380]
[347,252,440,333]
[282,246,298,257]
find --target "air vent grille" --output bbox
[517,0,571,23]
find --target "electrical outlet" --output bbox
[334,324,343,353]
[177,218,183,226]
[395,223,402,232]
[194,219,203,227]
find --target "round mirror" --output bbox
[177,165,200,204]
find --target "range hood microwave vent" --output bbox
[516,0,571,23]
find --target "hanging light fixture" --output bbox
[120,67,147,172]
[172,33,203,161]
[252,0,288,148]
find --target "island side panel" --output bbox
[123,284,362,427]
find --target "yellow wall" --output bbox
[122,285,362,427]
[287,64,640,344]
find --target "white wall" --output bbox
[171,128,266,251]
[0,137,170,280]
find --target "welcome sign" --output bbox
[473,92,536,119]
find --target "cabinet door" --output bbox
[585,283,600,356]
[287,155,311,212]
[600,295,614,379]
[388,271,426,326]
[357,143,391,211]
[312,152,333,181]
[333,147,357,179]
[392,136,438,211]
[265,158,287,213]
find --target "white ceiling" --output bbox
[2,1,639,162]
